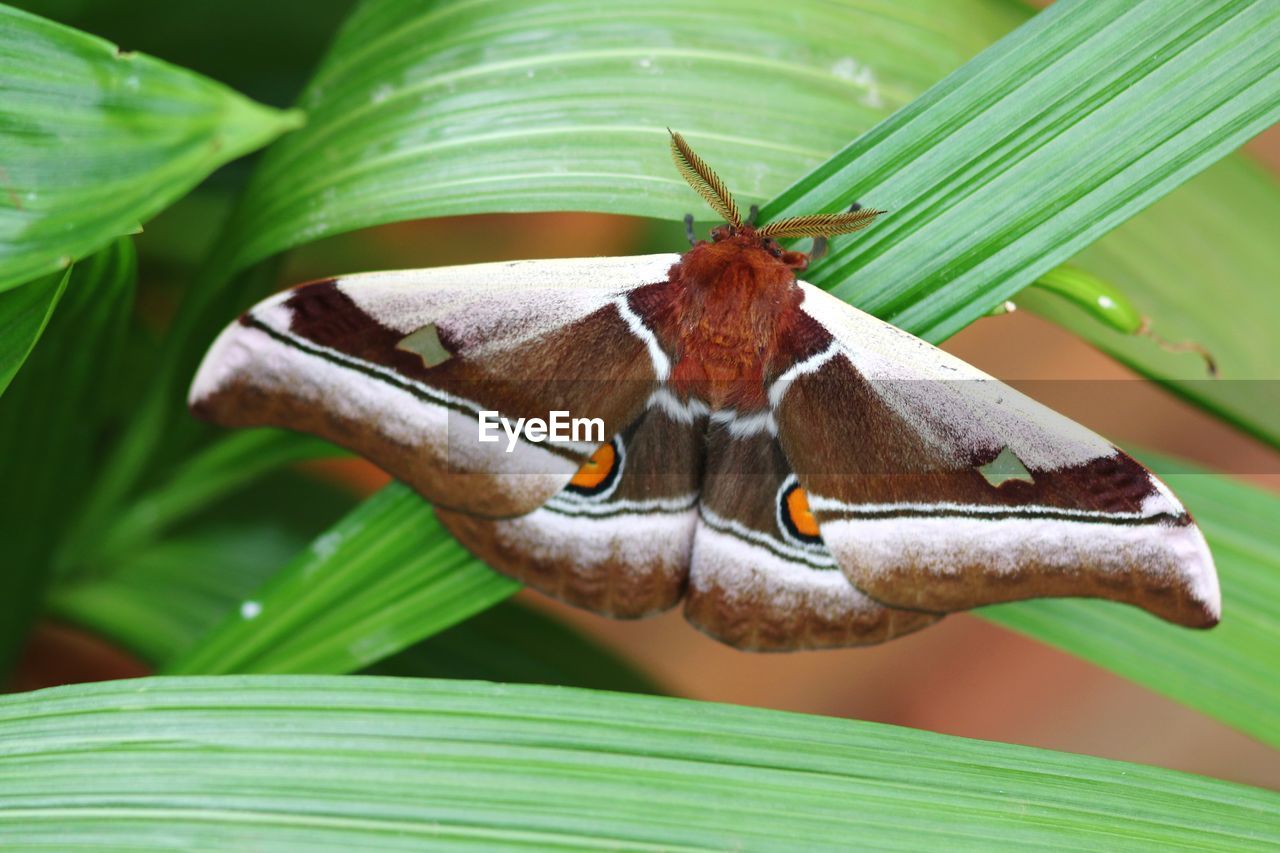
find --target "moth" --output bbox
[190,131,1219,650]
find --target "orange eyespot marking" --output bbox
[571,443,616,490]
[786,485,820,538]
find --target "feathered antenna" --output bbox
[757,208,884,238]
[669,129,742,228]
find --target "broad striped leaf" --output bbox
[215,0,1023,273]
[759,0,1280,345]
[0,677,1274,849]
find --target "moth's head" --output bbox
[708,223,810,271]
[669,129,885,267]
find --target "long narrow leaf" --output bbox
[368,600,660,695]
[0,677,1275,849]
[759,0,1280,344]
[0,240,135,672]
[0,265,68,395]
[0,5,302,290]
[50,470,358,664]
[87,429,344,563]
[165,483,517,675]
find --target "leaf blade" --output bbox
[0,265,68,396]
[0,4,302,290]
[1020,156,1280,447]
[217,0,1024,272]
[0,676,1275,850]
[164,483,517,675]
[758,0,1280,344]
[0,239,136,672]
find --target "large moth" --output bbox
[190,132,1219,651]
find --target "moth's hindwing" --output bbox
[683,425,940,650]
[188,255,679,517]
[437,405,703,617]
[772,283,1220,628]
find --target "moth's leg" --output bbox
[747,203,760,226]
[683,213,697,246]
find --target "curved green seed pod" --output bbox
[1019,265,1217,376]
[1032,265,1145,334]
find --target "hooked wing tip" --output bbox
[1180,523,1221,628]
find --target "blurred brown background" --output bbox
[18,128,1278,789]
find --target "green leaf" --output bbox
[369,600,660,695]
[0,264,68,396]
[1,677,1276,849]
[0,4,303,291]
[217,0,1024,273]
[0,239,134,672]
[57,480,656,695]
[62,258,285,578]
[1021,157,1280,448]
[981,452,1280,749]
[759,0,1280,344]
[165,483,518,675]
[49,469,357,664]
[51,527,297,664]
[86,429,344,564]
[11,0,358,109]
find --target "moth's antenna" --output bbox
[757,208,884,239]
[669,129,742,228]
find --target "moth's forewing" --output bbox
[773,284,1220,628]
[190,255,678,517]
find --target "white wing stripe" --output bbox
[708,408,777,437]
[808,494,1185,522]
[545,493,700,517]
[767,342,840,409]
[698,506,835,569]
[647,386,709,423]
[614,296,671,381]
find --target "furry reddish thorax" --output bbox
[644,226,816,411]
